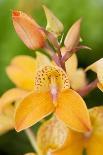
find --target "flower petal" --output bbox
[97,82,103,92]
[64,19,81,50]
[15,91,54,131]
[96,59,103,86]
[37,117,69,154]
[6,55,36,90]
[65,53,78,80]
[70,68,87,90]
[52,130,84,155]
[0,88,26,111]
[35,66,70,92]
[0,88,27,134]
[86,106,103,155]
[11,55,37,73]
[55,89,92,132]
[85,58,103,91]
[85,61,97,73]
[12,10,45,50]
[85,58,103,73]
[36,52,51,70]
[43,5,64,36]
[0,102,15,135]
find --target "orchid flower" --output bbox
[14,64,91,133]
[52,106,103,155]
[4,52,88,134]
[3,51,88,135]
[36,116,69,155]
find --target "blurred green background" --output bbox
[0,0,103,154]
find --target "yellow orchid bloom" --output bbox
[52,106,103,155]
[37,117,69,155]
[5,51,90,133]
[14,65,91,133]
[0,88,26,134]
[37,117,84,155]
[85,58,103,91]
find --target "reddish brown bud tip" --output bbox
[12,11,21,17]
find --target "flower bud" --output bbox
[12,11,45,50]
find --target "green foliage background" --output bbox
[0,0,103,154]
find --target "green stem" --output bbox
[25,128,40,154]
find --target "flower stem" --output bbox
[77,79,98,97]
[58,48,66,71]
[43,29,66,71]
[25,128,40,154]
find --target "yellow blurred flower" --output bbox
[0,88,26,134]
[37,117,69,155]
[52,106,103,155]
